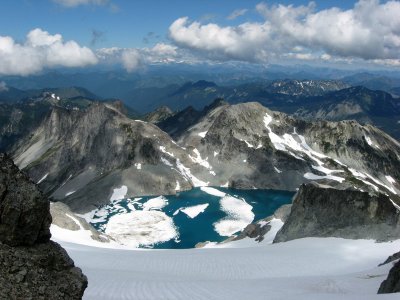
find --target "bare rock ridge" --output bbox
[0,153,87,299]
[273,183,400,243]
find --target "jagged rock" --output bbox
[379,251,400,266]
[0,153,87,299]
[378,260,400,294]
[0,153,51,246]
[274,183,400,243]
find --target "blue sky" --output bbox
[0,0,360,48]
[0,0,399,75]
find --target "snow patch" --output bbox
[175,180,180,191]
[65,191,76,197]
[176,159,208,187]
[134,163,142,170]
[274,166,282,174]
[198,131,207,138]
[110,186,128,201]
[386,175,396,184]
[304,172,345,183]
[159,146,174,157]
[189,148,212,170]
[37,173,48,184]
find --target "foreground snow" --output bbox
[53,229,400,300]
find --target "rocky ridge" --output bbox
[8,99,400,215]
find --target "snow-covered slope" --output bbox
[54,233,400,300]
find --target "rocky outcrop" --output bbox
[0,153,87,299]
[274,183,400,243]
[378,260,400,294]
[144,105,174,124]
[0,153,51,246]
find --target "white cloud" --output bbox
[97,43,180,72]
[52,0,108,7]
[121,49,142,72]
[227,9,248,20]
[0,28,98,76]
[169,0,400,65]
[0,81,8,92]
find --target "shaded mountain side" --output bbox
[273,183,400,243]
[0,153,87,299]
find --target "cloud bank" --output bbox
[169,0,400,65]
[0,28,98,76]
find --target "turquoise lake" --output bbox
[90,187,294,249]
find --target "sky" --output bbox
[0,0,399,75]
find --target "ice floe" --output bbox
[142,196,168,211]
[214,196,255,236]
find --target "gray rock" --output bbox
[0,153,87,299]
[0,152,51,246]
[274,183,400,243]
[0,241,87,300]
[378,260,400,294]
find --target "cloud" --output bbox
[227,9,248,20]
[169,0,400,64]
[0,28,98,76]
[52,0,109,7]
[121,49,143,72]
[0,81,8,92]
[97,43,179,72]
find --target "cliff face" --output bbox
[0,153,87,299]
[274,183,400,243]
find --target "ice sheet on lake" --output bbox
[104,211,178,248]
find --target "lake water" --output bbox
[89,187,294,249]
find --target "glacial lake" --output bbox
[89,187,294,249]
